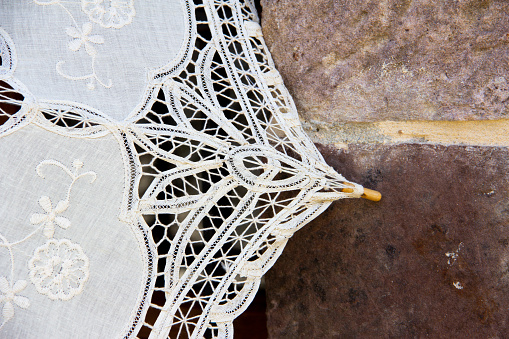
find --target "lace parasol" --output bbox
[0,1,379,338]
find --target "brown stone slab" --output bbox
[234,289,268,339]
[266,143,509,338]
[261,0,509,122]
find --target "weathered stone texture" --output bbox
[266,143,509,338]
[261,0,509,122]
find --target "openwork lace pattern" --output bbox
[0,1,364,338]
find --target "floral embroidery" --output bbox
[66,23,105,57]
[30,196,71,238]
[0,159,95,326]
[0,278,29,323]
[34,0,135,89]
[29,239,89,301]
[82,0,136,29]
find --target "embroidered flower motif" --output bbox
[82,0,135,29]
[66,22,105,56]
[0,277,29,321]
[29,239,89,301]
[30,196,70,238]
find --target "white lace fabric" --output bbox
[0,1,364,338]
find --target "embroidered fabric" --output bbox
[0,1,365,338]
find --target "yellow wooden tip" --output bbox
[341,183,382,202]
[361,188,382,202]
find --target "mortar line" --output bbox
[302,119,509,147]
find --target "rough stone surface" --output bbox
[261,0,509,123]
[266,143,509,338]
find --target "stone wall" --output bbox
[261,0,509,337]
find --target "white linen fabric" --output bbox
[2,0,186,121]
[0,1,365,338]
[0,125,148,338]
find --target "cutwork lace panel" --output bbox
[0,1,364,338]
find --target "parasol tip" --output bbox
[361,188,382,202]
[341,182,382,202]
